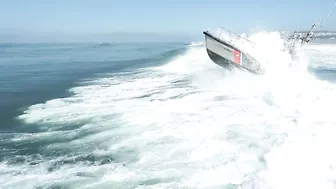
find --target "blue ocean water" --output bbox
[0,42,186,170]
[0,42,185,131]
[1,35,336,189]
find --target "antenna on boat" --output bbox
[220,27,256,47]
[313,1,336,38]
[299,17,322,44]
[290,1,335,45]
[302,1,335,43]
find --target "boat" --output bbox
[203,29,265,75]
[202,22,324,75]
[203,2,335,75]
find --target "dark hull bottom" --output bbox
[206,49,259,75]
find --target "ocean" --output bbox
[1,32,336,189]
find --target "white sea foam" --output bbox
[3,30,336,189]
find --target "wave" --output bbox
[3,30,336,189]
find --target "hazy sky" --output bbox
[1,0,335,42]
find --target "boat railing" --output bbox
[215,27,256,48]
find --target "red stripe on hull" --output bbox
[233,50,241,64]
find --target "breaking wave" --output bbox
[2,30,336,189]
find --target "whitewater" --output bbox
[1,31,336,189]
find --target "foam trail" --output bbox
[3,31,336,189]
